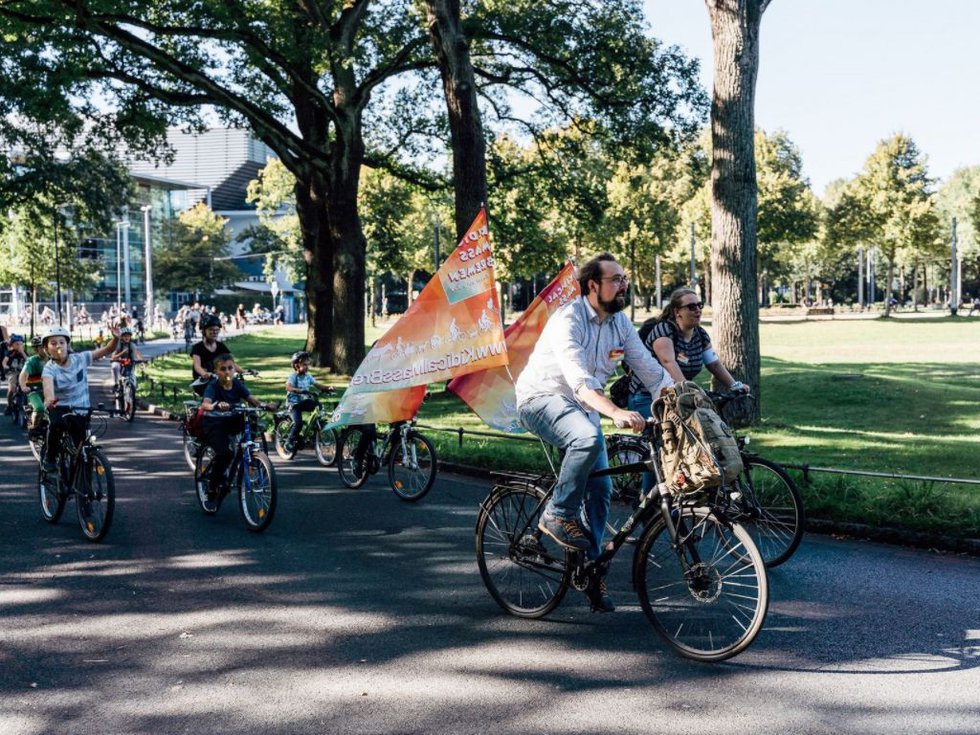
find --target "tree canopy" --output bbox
[0,0,706,372]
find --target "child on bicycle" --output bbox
[19,336,47,434]
[41,326,119,488]
[283,351,321,451]
[199,353,274,507]
[110,326,144,390]
[3,333,27,415]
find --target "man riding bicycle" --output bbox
[515,253,673,612]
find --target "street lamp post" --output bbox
[122,207,132,309]
[950,217,958,316]
[54,204,63,326]
[141,205,154,326]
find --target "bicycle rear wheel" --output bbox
[313,425,338,467]
[475,483,570,619]
[273,416,297,460]
[387,431,436,501]
[732,456,805,568]
[635,506,768,662]
[181,426,200,471]
[605,434,648,539]
[338,427,370,488]
[239,452,277,532]
[77,449,115,542]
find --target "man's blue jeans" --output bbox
[518,393,611,560]
[627,391,656,494]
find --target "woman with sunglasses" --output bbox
[627,287,747,410]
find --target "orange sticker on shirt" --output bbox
[608,348,625,361]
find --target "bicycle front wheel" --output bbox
[387,431,436,501]
[313,425,338,467]
[239,452,277,532]
[635,506,768,662]
[338,427,370,488]
[475,483,570,619]
[77,449,115,542]
[123,383,137,422]
[732,456,805,568]
[273,416,297,460]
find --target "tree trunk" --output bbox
[706,0,769,417]
[425,0,488,241]
[883,257,895,316]
[295,174,334,370]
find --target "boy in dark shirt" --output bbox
[199,353,273,508]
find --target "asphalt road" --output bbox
[1,341,978,735]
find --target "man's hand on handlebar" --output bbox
[612,408,647,433]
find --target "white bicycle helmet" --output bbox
[119,326,133,335]
[41,325,71,346]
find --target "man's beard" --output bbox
[600,293,627,313]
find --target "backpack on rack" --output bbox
[656,381,743,494]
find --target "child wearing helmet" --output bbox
[110,326,145,388]
[190,313,240,396]
[40,326,119,485]
[19,337,47,431]
[283,351,321,449]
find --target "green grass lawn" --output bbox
[140,317,980,539]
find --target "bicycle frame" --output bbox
[500,420,732,581]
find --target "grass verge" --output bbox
[139,321,980,540]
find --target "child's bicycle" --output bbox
[272,386,339,466]
[111,358,146,422]
[337,418,437,502]
[180,370,266,471]
[476,413,769,663]
[37,404,118,542]
[192,406,278,532]
[604,390,805,568]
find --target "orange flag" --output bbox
[330,208,508,427]
[448,262,580,432]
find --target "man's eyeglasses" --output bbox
[600,275,630,287]
[681,302,704,312]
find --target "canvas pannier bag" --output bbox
[657,381,743,493]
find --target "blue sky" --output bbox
[643,1,980,196]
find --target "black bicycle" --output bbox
[604,390,805,568]
[193,406,278,532]
[337,418,437,502]
[476,412,769,663]
[272,386,339,466]
[37,405,117,542]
